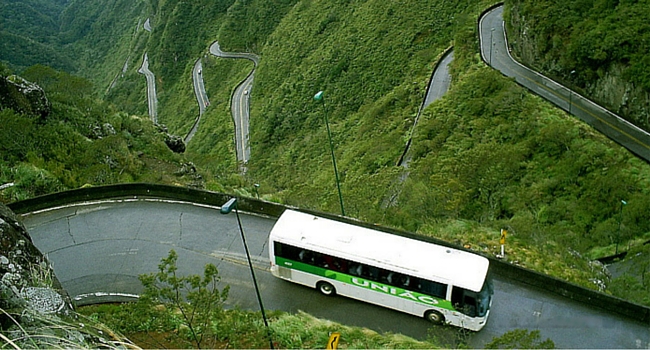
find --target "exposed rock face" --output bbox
[156,123,186,153]
[507,5,650,131]
[0,203,71,326]
[90,122,118,139]
[0,204,135,347]
[0,75,52,119]
[165,134,186,153]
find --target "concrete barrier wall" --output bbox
[7,183,287,218]
[8,183,650,324]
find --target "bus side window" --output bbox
[349,263,363,276]
[379,269,393,284]
[420,279,447,299]
[299,249,315,264]
[451,286,463,309]
[398,274,410,288]
[386,272,397,284]
[333,258,347,272]
[276,242,302,261]
[367,266,380,280]
[273,242,283,258]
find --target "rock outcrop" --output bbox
[506,4,650,131]
[0,204,132,348]
[156,123,186,153]
[0,203,71,324]
[165,134,186,153]
[0,75,52,119]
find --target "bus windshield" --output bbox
[475,278,493,317]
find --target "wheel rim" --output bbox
[426,311,443,324]
[319,282,334,295]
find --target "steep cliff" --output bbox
[0,203,133,347]
[505,0,650,130]
[0,74,51,119]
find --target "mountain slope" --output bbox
[3,0,650,300]
[505,0,650,131]
[0,0,73,71]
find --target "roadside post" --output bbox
[498,229,507,258]
[326,332,341,350]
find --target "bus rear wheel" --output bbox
[317,282,336,296]
[425,310,445,325]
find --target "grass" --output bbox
[585,231,650,260]
[419,218,610,291]
[1,292,137,349]
[78,304,443,349]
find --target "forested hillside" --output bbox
[0,63,202,202]
[0,0,73,71]
[505,0,650,131]
[1,0,649,304]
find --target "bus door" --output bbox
[451,286,478,319]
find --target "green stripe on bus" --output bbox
[275,257,455,311]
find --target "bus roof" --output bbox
[269,210,490,292]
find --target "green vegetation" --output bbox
[505,0,650,129]
[137,250,230,348]
[80,250,445,349]
[485,329,555,349]
[224,0,649,295]
[0,307,137,349]
[0,64,201,202]
[2,0,650,323]
[0,0,74,72]
[506,0,650,91]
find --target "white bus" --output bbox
[269,210,493,331]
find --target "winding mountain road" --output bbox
[78,5,650,348]
[138,53,157,123]
[185,59,209,144]
[209,41,259,169]
[479,5,650,161]
[399,48,454,168]
[385,48,454,208]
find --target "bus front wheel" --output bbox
[317,282,336,296]
[425,310,445,324]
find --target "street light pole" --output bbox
[569,70,576,114]
[220,198,274,349]
[616,199,627,255]
[314,91,346,216]
[490,28,495,66]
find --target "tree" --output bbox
[138,249,230,349]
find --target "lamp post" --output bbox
[220,198,273,349]
[616,199,627,255]
[254,183,260,199]
[569,70,576,114]
[313,90,346,216]
[489,28,495,66]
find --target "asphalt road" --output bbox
[137,53,158,123]
[479,5,650,162]
[209,41,259,167]
[400,49,454,169]
[143,18,151,32]
[185,59,209,144]
[22,199,650,348]
[423,50,454,109]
